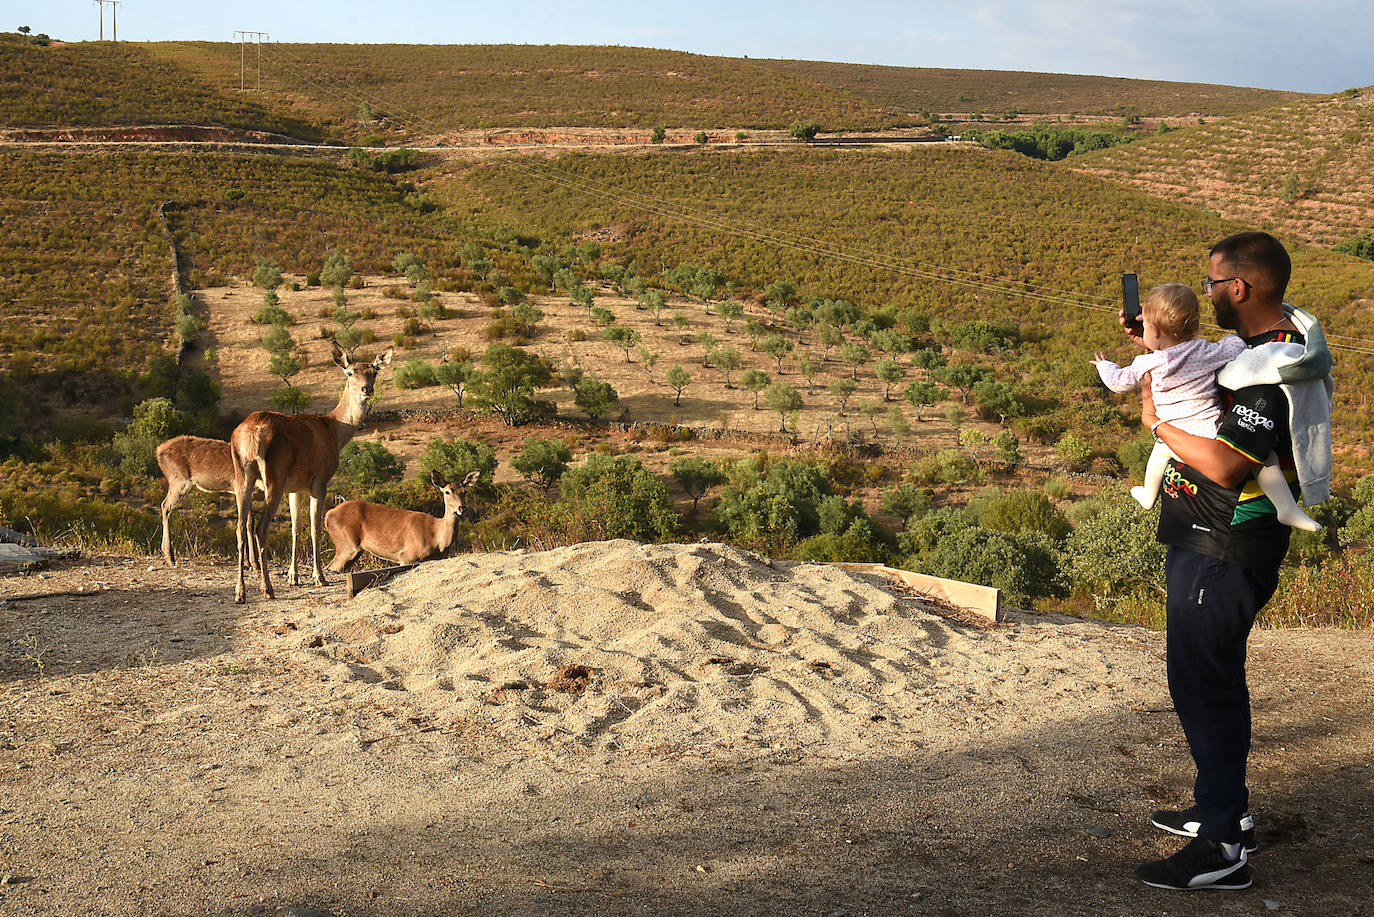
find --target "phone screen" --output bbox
[1122,273,1141,323]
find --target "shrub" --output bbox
[252,260,283,290]
[335,441,404,495]
[1056,433,1094,470]
[969,489,1071,541]
[269,386,310,414]
[394,359,438,390]
[418,438,497,488]
[1116,435,1155,480]
[898,509,1065,606]
[669,456,728,513]
[1064,489,1166,600]
[512,437,573,492]
[882,482,931,529]
[467,343,556,426]
[1268,552,1374,628]
[574,376,619,420]
[791,521,889,564]
[712,458,832,547]
[908,449,981,486]
[558,453,680,542]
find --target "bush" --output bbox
[669,456,728,513]
[512,437,573,492]
[908,449,981,486]
[467,343,556,426]
[418,438,497,493]
[1063,489,1166,600]
[791,521,889,564]
[969,489,1071,541]
[898,509,1065,606]
[269,386,310,414]
[336,441,404,494]
[558,453,680,542]
[712,458,832,547]
[1056,433,1094,470]
[394,359,438,390]
[1116,435,1154,480]
[574,376,619,420]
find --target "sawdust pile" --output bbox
[305,540,1157,755]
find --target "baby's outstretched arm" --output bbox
[1095,356,1144,393]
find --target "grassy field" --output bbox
[0,35,319,138]
[141,42,893,134]
[755,58,1313,119]
[434,144,1374,476]
[0,147,487,426]
[1069,87,1374,247]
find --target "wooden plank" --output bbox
[345,563,417,598]
[825,562,1001,623]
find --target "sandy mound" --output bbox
[306,540,1160,755]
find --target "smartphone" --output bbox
[1121,273,1141,331]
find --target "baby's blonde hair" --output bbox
[1143,283,1200,341]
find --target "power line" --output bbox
[234,31,270,92]
[93,0,120,41]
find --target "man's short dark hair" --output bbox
[1210,231,1291,299]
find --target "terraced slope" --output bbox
[756,59,1312,118]
[1068,88,1374,247]
[142,43,893,133]
[0,36,319,138]
[0,149,470,408]
[436,146,1374,458]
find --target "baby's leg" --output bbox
[1256,455,1322,532]
[1131,441,1176,510]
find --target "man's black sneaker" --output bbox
[1136,837,1252,890]
[1151,806,1258,853]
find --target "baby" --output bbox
[1094,282,1321,531]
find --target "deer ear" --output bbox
[331,339,348,367]
[374,347,394,369]
[430,469,445,487]
[462,470,481,487]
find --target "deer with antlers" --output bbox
[231,341,393,603]
[325,470,480,571]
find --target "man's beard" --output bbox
[1213,292,1239,330]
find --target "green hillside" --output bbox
[1069,87,1374,247]
[0,35,319,138]
[434,145,1374,466]
[0,148,483,419]
[755,59,1312,118]
[143,42,895,133]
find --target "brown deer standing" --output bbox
[325,470,480,571]
[231,341,392,603]
[156,435,267,567]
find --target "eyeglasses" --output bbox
[1203,277,1251,294]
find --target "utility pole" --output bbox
[233,31,269,91]
[94,0,120,40]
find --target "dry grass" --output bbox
[1069,87,1374,247]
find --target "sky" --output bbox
[11,0,1372,94]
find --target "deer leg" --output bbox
[310,489,328,586]
[287,492,301,587]
[160,478,193,567]
[255,486,282,600]
[234,482,252,604]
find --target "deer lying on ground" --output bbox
[325,470,480,571]
[156,435,269,567]
[231,341,393,603]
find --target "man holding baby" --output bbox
[1124,231,1333,890]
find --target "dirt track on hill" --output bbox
[1,545,1371,916]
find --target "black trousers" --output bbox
[1164,547,1280,844]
